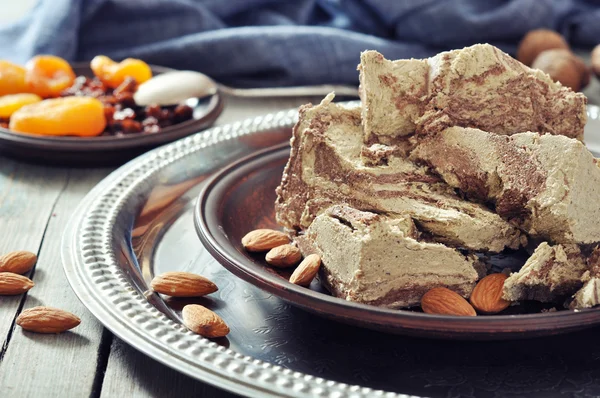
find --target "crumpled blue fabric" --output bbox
[2,0,600,87]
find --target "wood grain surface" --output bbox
[0,96,317,398]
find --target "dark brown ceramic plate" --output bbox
[195,142,600,340]
[0,64,223,166]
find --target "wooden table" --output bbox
[0,96,322,398]
[2,80,600,397]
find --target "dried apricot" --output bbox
[0,94,42,118]
[9,97,106,137]
[90,55,152,88]
[25,55,76,97]
[0,61,29,96]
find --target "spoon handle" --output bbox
[217,84,359,98]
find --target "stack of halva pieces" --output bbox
[275,43,600,311]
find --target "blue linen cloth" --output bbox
[2,0,600,87]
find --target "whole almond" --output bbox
[0,251,37,274]
[16,306,80,333]
[0,272,34,295]
[182,304,229,338]
[289,254,321,287]
[470,273,511,314]
[265,244,302,268]
[421,287,476,317]
[242,229,290,252]
[151,272,218,297]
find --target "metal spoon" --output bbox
[133,70,359,106]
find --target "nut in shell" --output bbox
[531,49,589,91]
[516,29,569,66]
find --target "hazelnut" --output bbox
[591,44,600,78]
[531,49,589,92]
[516,29,569,66]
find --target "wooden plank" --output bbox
[0,168,112,397]
[98,97,319,396]
[100,337,234,398]
[0,158,69,352]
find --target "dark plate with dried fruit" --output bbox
[0,64,222,166]
[194,142,600,340]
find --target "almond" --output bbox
[0,251,37,274]
[0,272,34,295]
[16,306,80,333]
[151,272,218,297]
[289,254,321,287]
[470,273,511,314]
[265,244,302,268]
[421,287,476,317]
[241,229,290,252]
[182,304,229,338]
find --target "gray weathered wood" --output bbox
[0,160,69,353]
[6,88,599,397]
[100,337,234,398]
[0,168,111,397]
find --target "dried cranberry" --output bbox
[99,95,117,105]
[104,105,116,121]
[116,92,136,108]
[144,104,162,119]
[121,119,142,133]
[173,104,193,122]
[160,109,172,121]
[158,118,173,128]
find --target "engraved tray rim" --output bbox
[61,105,600,398]
[61,107,421,398]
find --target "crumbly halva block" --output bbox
[570,248,600,309]
[411,127,600,244]
[359,44,587,142]
[503,242,588,303]
[275,94,523,252]
[301,205,484,308]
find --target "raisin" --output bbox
[173,104,193,122]
[120,119,142,133]
[113,77,137,95]
[144,104,162,119]
[115,92,135,108]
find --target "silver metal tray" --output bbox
[62,106,600,398]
